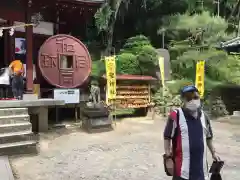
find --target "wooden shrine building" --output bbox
[0,0,103,94]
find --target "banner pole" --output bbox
[114,100,117,126]
[105,55,117,128]
[158,56,165,95]
[195,60,205,99]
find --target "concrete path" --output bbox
[0,156,14,180]
[10,117,240,180]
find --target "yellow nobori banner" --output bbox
[158,56,165,88]
[195,60,205,98]
[105,56,117,102]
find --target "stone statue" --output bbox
[88,81,101,106]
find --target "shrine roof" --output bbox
[76,0,104,2]
[220,36,240,48]
[59,0,105,3]
[102,74,157,81]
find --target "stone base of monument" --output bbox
[81,103,113,133]
[23,94,38,100]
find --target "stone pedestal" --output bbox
[23,94,38,100]
[81,104,112,133]
[29,107,48,132]
[233,111,240,117]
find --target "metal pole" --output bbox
[238,20,240,37]
[217,0,220,17]
[197,0,203,11]
[162,30,165,48]
[114,102,117,126]
[55,106,58,123]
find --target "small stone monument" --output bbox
[82,80,112,133]
[88,81,101,107]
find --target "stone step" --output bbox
[0,140,37,156]
[0,122,32,134]
[0,131,36,144]
[0,114,29,125]
[0,108,28,117]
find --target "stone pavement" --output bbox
[0,156,14,180]
[10,117,240,180]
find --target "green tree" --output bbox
[117,35,158,76]
[94,0,190,54]
[116,53,140,74]
[160,11,237,89]
[94,0,123,55]
[91,35,158,77]
[91,60,105,77]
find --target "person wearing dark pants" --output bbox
[9,60,25,100]
[11,75,24,99]
[163,85,221,180]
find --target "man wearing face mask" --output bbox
[163,85,220,180]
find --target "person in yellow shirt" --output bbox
[9,60,25,99]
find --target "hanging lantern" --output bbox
[0,29,3,37]
[31,12,43,27]
[9,28,14,36]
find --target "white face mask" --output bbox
[185,99,201,111]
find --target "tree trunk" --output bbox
[228,0,240,20]
[104,0,122,56]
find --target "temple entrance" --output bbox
[0,34,12,98]
[0,36,4,68]
[15,37,26,64]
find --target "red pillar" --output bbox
[3,29,8,66]
[55,3,60,34]
[25,0,33,93]
[8,20,15,63]
[3,20,15,66]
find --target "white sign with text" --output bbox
[54,89,80,104]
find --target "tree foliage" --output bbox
[94,4,112,33]
[91,60,105,77]
[116,53,140,74]
[91,35,158,77]
[117,35,158,76]
[91,0,240,116]
[155,10,240,116]
[161,11,238,92]
[153,87,182,116]
[209,96,229,117]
